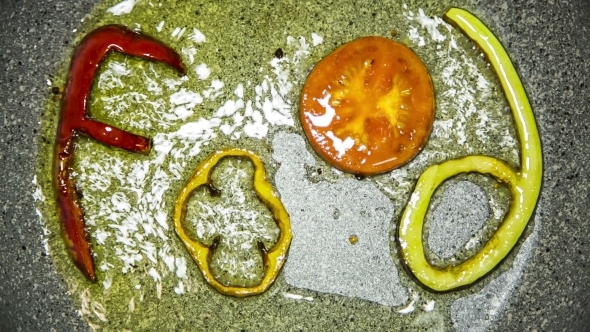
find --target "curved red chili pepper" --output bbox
[54,25,185,281]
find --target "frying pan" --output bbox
[0,0,588,331]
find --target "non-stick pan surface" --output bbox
[0,0,588,331]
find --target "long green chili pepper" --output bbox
[397,8,543,292]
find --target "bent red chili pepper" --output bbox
[54,25,185,281]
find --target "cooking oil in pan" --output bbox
[33,0,539,330]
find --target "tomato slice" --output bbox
[300,36,435,175]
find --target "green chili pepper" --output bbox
[397,8,543,292]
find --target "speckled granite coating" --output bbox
[0,0,588,331]
[0,1,95,331]
[428,181,489,259]
[273,132,408,307]
[471,1,590,331]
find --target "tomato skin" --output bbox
[300,36,434,175]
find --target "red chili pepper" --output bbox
[54,25,185,281]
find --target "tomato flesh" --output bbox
[300,36,435,175]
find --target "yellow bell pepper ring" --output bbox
[174,148,293,297]
[398,8,543,292]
